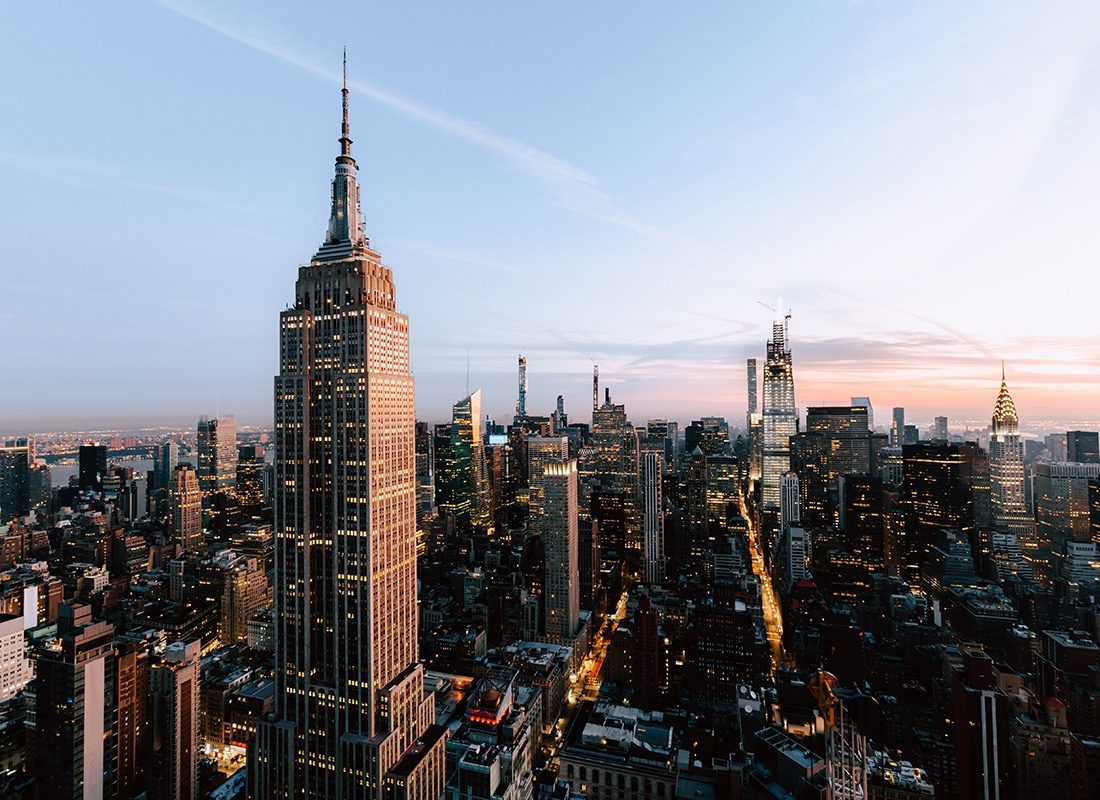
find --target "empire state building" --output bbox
[249,59,447,800]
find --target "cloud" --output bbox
[154,0,675,237]
[0,149,288,217]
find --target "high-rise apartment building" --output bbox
[250,65,445,798]
[747,359,758,417]
[197,416,238,496]
[150,640,202,800]
[527,436,569,538]
[761,309,796,511]
[171,464,203,553]
[989,370,1030,538]
[641,451,665,585]
[1068,431,1100,464]
[543,459,579,643]
[516,354,528,417]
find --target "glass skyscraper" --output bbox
[761,309,796,511]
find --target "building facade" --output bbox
[249,65,445,798]
[988,369,1030,538]
[543,459,580,643]
[761,310,796,511]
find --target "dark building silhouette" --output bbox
[79,443,107,491]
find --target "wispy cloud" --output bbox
[154,0,672,237]
[0,148,287,217]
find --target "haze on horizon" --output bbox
[2,1,1099,431]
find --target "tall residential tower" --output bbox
[249,59,446,800]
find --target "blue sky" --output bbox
[2,1,1099,431]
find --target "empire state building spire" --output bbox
[251,59,447,799]
[317,48,365,259]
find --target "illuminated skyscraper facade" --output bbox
[642,451,665,585]
[171,464,203,553]
[449,390,490,532]
[250,62,445,799]
[988,368,1030,538]
[761,309,796,510]
[516,354,528,417]
[527,436,569,538]
[543,458,580,643]
[197,416,238,495]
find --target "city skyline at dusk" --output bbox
[5,6,1100,800]
[3,2,1100,428]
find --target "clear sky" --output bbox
[2,1,1099,431]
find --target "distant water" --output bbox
[51,457,155,488]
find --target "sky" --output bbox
[2,1,1099,432]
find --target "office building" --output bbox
[0,439,32,520]
[27,602,116,798]
[837,474,886,571]
[850,396,873,431]
[151,440,180,519]
[449,389,489,533]
[1068,431,1100,464]
[0,614,31,703]
[781,472,801,528]
[79,443,107,491]
[933,416,949,441]
[150,640,202,800]
[988,368,1030,537]
[685,416,730,457]
[789,406,871,528]
[250,69,444,798]
[171,464,203,553]
[901,442,979,582]
[583,388,639,551]
[221,555,271,645]
[197,416,238,495]
[543,459,579,643]
[641,451,665,585]
[236,444,266,512]
[891,408,905,447]
[116,637,152,798]
[761,308,796,510]
[527,436,569,538]
[1034,461,1100,584]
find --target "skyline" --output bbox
[3,2,1100,429]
